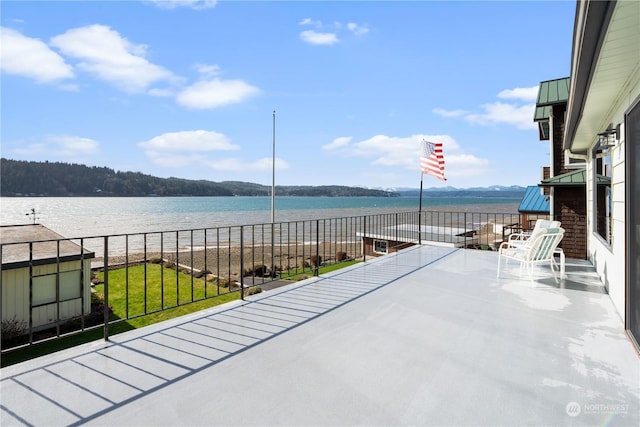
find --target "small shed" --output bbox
[1,224,95,331]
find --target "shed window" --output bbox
[32,270,82,306]
[374,240,388,254]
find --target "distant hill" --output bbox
[0,158,398,197]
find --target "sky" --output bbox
[0,0,576,190]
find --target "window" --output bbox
[374,240,388,254]
[594,146,612,245]
[32,270,82,306]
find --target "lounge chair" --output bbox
[497,227,565,283]
[508,219,561,246]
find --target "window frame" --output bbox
[592,144,613,246]
[32,270,82,307]
[373,239,388,254]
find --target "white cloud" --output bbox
[50,24,174,93]
[323,136,352,150]
[0,27,74,84]
[139,130,246,168]
[13,135,99,158]
[139,130,239,152]
[194,63,222,77]
[432,108,468,118]
[148,88,175,97]
[299,19,369,45]
[299,18,322,28]
[300,30,339,46]
[444,154,490,178]
[176,78,260,109]
[146,0,217,10]
[433,86,538,130]
[324,133,489,179]
[204,157,290,172]
[466,102,536,130]
[347,23,369,36]
[498,86,538,102]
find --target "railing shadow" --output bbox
[0,246,458,426]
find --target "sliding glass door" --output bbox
[627,98,640,350]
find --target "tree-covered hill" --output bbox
[0,159,398,197]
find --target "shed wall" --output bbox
[2,259,92,330]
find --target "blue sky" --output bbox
[1,0,575,190]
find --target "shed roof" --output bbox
[518,186,550,213]
[1,224,95,269]
[539,169,610,187]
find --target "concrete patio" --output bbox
[1,245,638,426]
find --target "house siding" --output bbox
[554,187,587,259]
[552,104,568,175]
[547,103,588,259]
[588,99,633,323]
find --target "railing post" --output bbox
[55,240,60,338]
[418,210,422,245]
[240,226,244,300]
[28,242,33,345]
[363,215,367,263]
[395,212,399,245]
[0,245,3,340]
[464,212,468,248]
[103,236,109,342]
[314,220,320,276]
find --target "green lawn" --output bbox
[1,264,241,367]
[283,259,361,281]
[92,263,236,319]
[1,260,359,367]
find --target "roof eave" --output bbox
[564,0,616,153]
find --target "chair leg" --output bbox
[550,260,559,284]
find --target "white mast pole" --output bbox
[271,110,276,276]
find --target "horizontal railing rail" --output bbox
[1,210,523,353]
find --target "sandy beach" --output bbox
[99,242,362,281]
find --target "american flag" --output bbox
[420,140,446,181]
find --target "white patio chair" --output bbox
[497,227,565,283]
[508,219,561,246]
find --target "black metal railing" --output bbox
[1,210,522,352]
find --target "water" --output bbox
[0,196,519,240]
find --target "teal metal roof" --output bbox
[539,169,611,187]
[533,78,569,141]
[518,185,550,213]
[536,78,570,107]
[533,105,551,122]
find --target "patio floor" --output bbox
[1,245,639,426]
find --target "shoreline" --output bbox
[95,242,362,281]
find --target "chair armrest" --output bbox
[508,232,531,241]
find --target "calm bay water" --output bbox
[1,196,519,240]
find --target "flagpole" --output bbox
[271,110,276,277]
[418,172,423,245]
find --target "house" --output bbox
[1,224,95,331]
[559,0,640,351]
[533,77,589,260]
[357,224,484,256]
